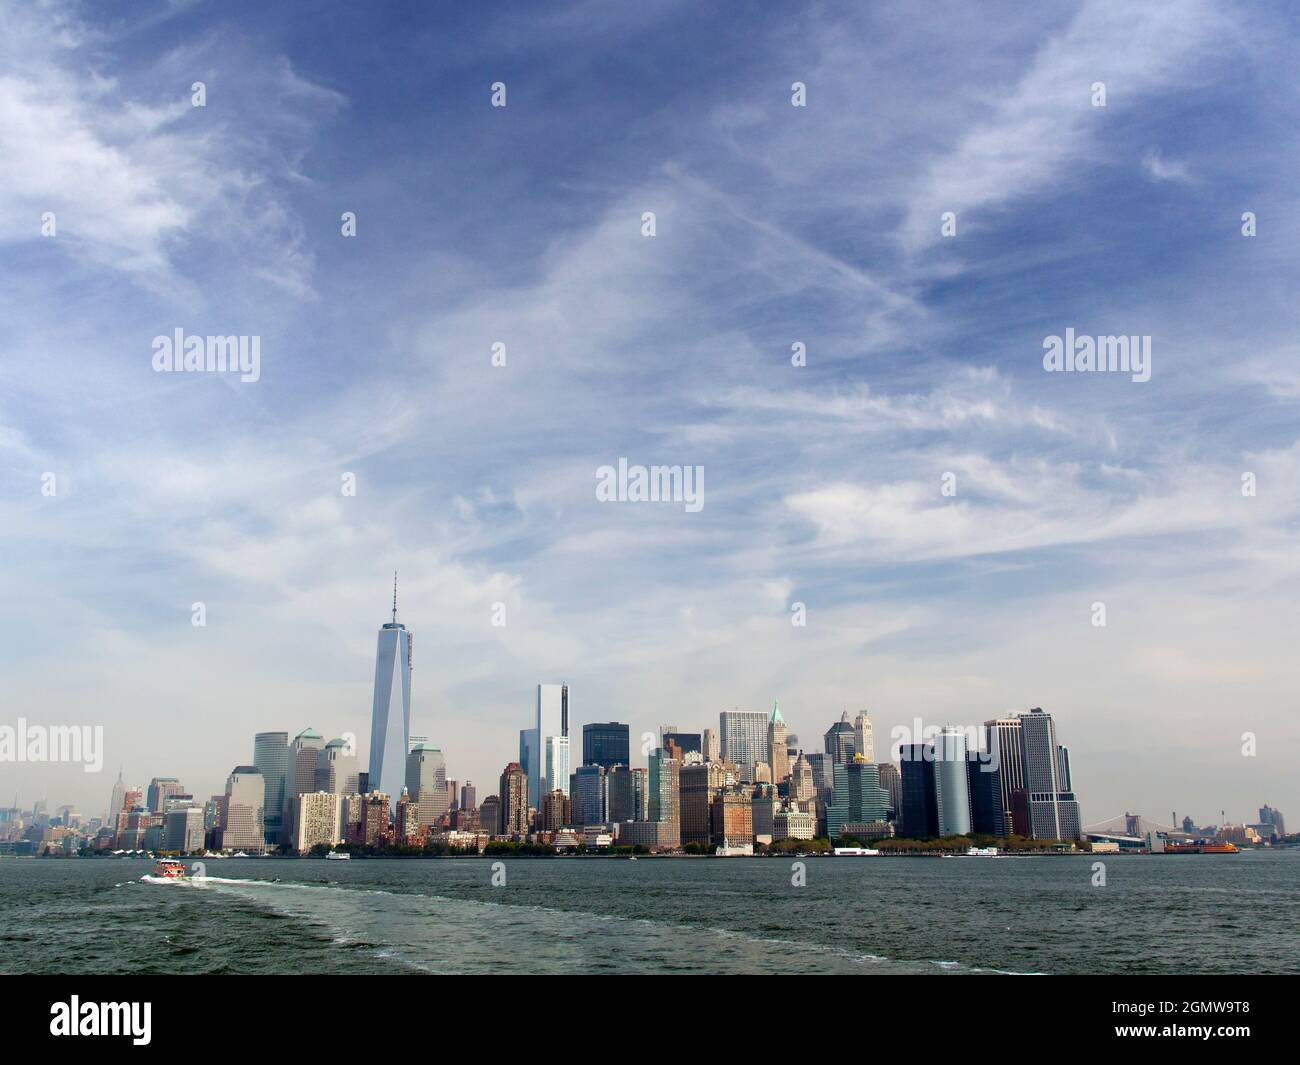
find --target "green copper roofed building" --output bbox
[768,700,789,783]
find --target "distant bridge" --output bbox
[1082,812,1179,837]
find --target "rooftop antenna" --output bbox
[392,570,398,624]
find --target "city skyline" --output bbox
[1,580,1287,830]
[2,0,1299,826]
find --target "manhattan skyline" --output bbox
[2,0,1299,822]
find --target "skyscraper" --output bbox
[710,786,754,850]
[406,744,449,826]
[967,748,1005,836]
[1019,708,1081,840]
[544,733,571,802]
[824,712,856,765]
[499,762,529,837]
[719,709,768,781]
[294,791,342,852]
[164,806,205,853]
[253,731,288,845]
[607,765,647,823]
[369,575,413,808]
[460,782,476,812]
[933,727,972,836]
[899,744,938,838]
[876,762,902,821]
[826,760,890,840]
[219,766,266,853]
[985,717,1026,836]
[284,729,325,842]
[1259,805,1286,836]
[530,684,569,806]
[317,738,360,795]
[702,728,719,761]
[146,777,183,814]
[107,770,126,824]
[540,789,569,832]
[789,753,816,807]
[582,722,630,769]
[572,765,608,826]
[648,748,681,847]
[768,701,789,783]
[679,761,729,847]
[853,712,874,763]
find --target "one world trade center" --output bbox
[369,574,412,804]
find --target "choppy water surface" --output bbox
[1,852,1295,974]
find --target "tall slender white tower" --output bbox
[369,573,412,805]
[531,684,569,806]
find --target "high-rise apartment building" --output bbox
[540,789,569,832]
[294,791,342,852]
[361,792,390,846]
[499,762,529,837]
[648,748,681,847]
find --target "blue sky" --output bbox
[2,0,1298,827]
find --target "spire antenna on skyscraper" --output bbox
[392,570,398,624]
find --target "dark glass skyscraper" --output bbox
[967,749,1005,836]
[582,722,630,769]
[899,744,938,838]
[253,732,288,846]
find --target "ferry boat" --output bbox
[325,850,350,860]
[152,858,187,880]
[833,847,881,856]
[1164,841,1239,854]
